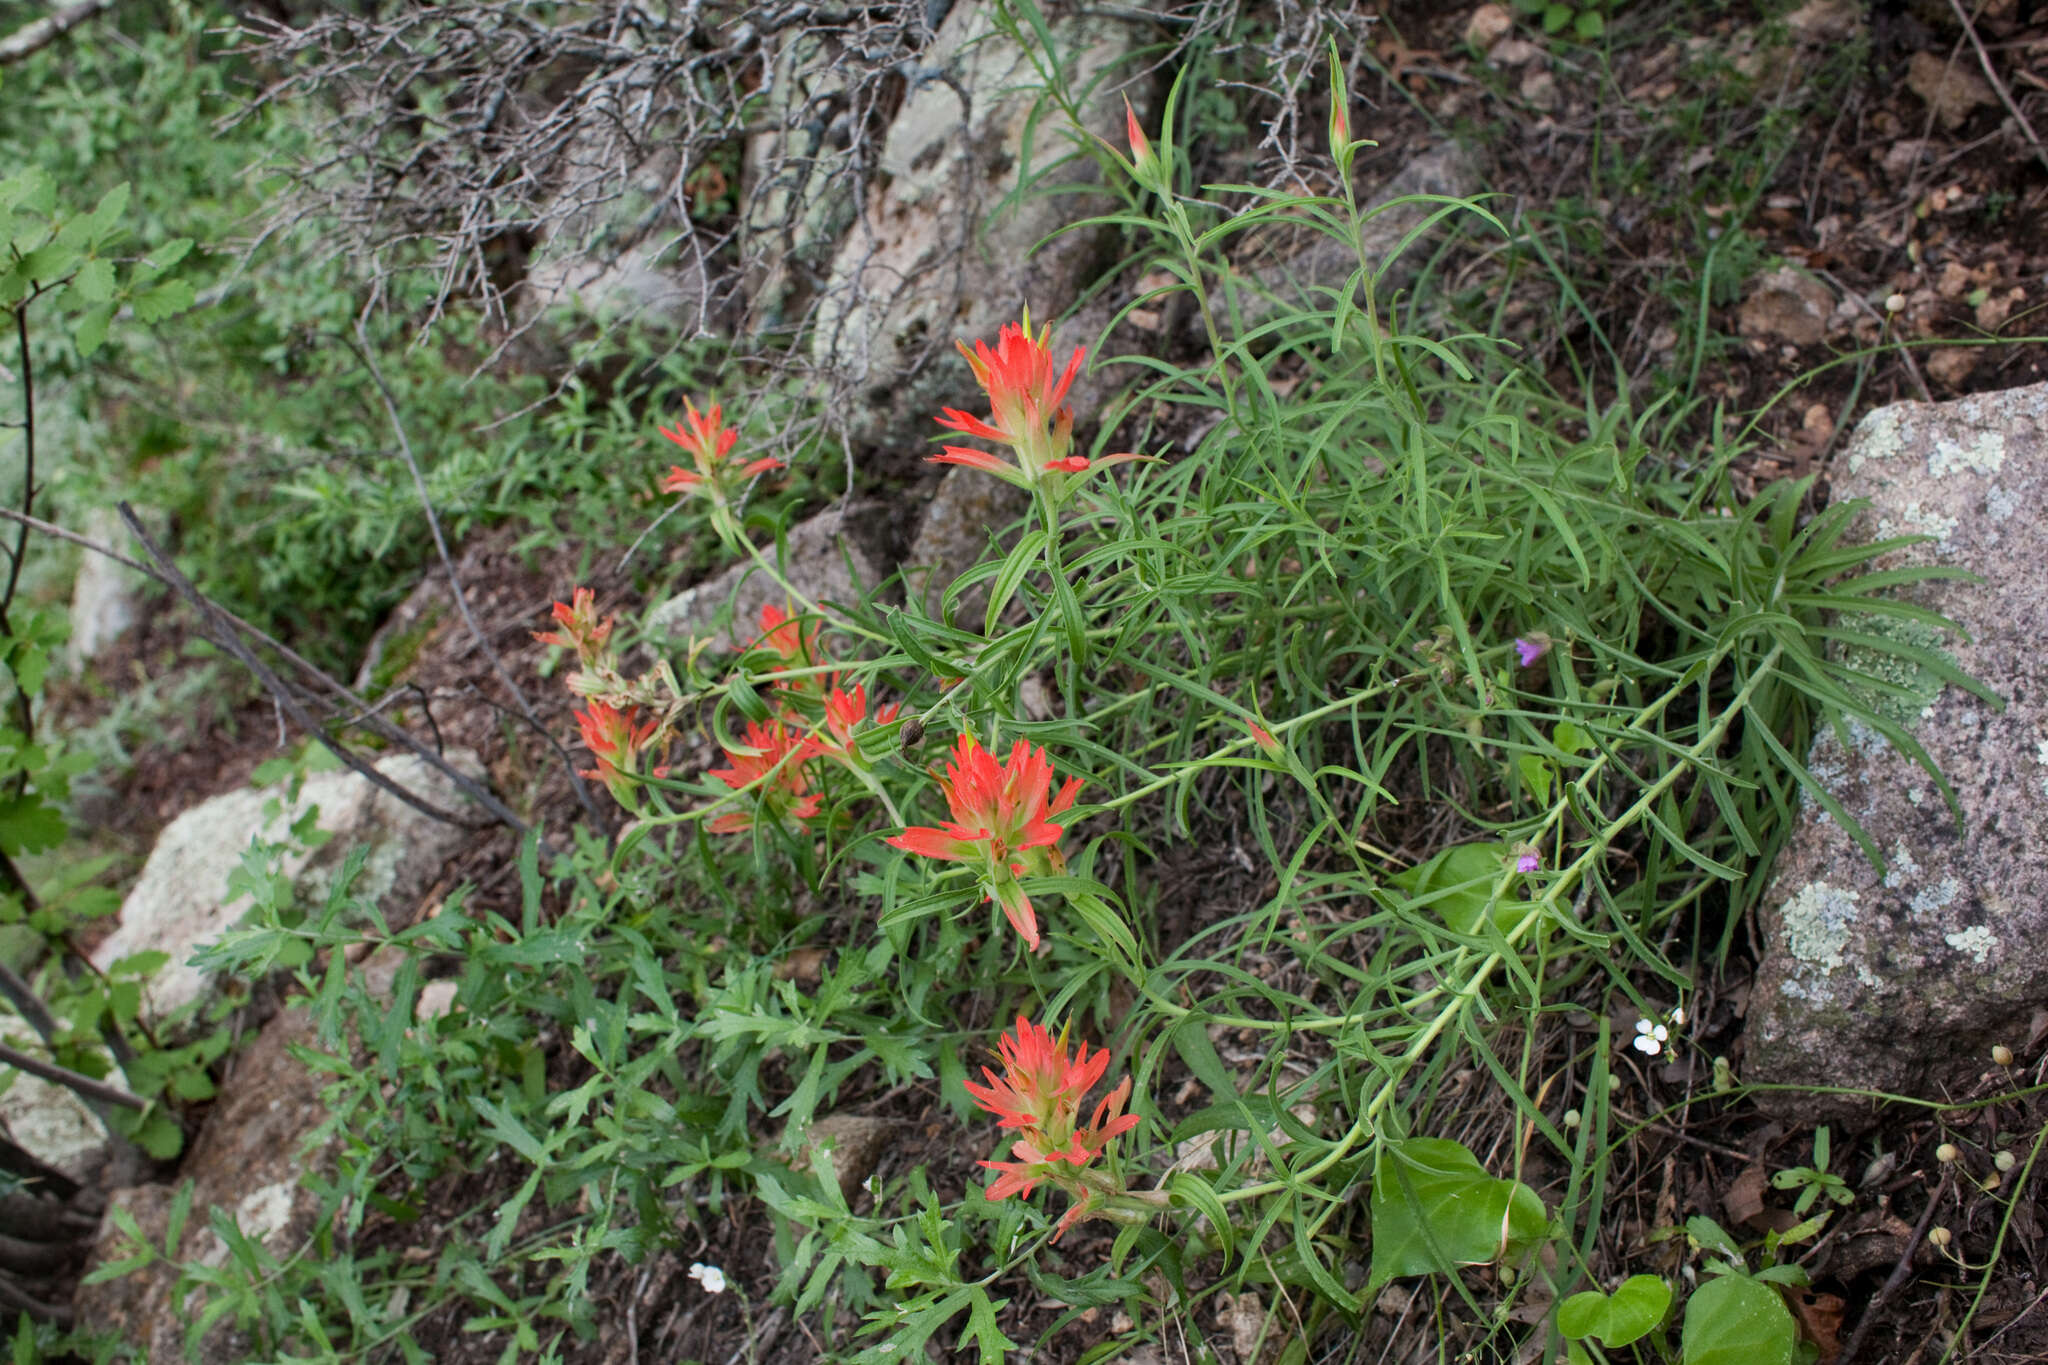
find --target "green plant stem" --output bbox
[1094,670,1418,818]
[846,763,904,828]
[1942,1118,2048,1363]
[732,523,892,649]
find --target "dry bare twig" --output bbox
[347,320,612,831]
[118,502,505,832]
[0,0,113,66]
[0,504,524,830]
[0,1040,145,1111]
[1945,0,2048,182]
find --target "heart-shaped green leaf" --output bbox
[1390,842,1520,936]
[1558,1275,1673,1346]
[1681,1274,1796,1365]
[1368,1136,1548,1289]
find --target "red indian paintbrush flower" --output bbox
[576,700,661,803]
[965,1016,1141,1239]
[1326,45,1353,159]
[659,398,784,503]
[535,587,614,667]
[884,733,1080,950]
[748,604,828,693]
[932,313,1154,494]
[706,719,822,834]
[815,682,899,764]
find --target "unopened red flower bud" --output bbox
[1124,96,1152,173]
[1325,43,1352,159]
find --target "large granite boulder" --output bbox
[808,4,1142,448]
[1746,382,2048,1121]
[65,505,147,670]
[739,29,862,338]
[522,128,705,333]
[89,751,487,1029]
[0,1069,128,1185]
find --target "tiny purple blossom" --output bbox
[1516,851,1540,874]
[1514,636,1549,668]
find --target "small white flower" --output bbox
[689,1262,728,1295]
[1632,1018,1669,1056]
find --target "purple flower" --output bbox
[1514,636,1549,668]
[1515,851,1540,874]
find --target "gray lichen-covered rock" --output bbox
[523,127,706,333]
[809,4,1140,448]
[88,751,487,1029]
[646,501,900,650]
[0,1069,127,1184]
[1747,382,2048,1121]
[740,30,862,336]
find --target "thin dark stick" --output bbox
[0,886,145,1154]
[0,0,110,66]
[1946,0,2048,181]
[1838,1170,1951,1365]
[0,958,60,1047]
[346,323,607,830]
[0,1040,146,1111]
[0,306,37,758]
[0,1192,97,1241]
[0,845,147,1061]
[3,306,30,620]
[0,1135,80,1201]
[118,504,495,831]
[0,504,523,828]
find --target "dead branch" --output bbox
[0,1040,145,1111]
[1945,0,2048,182]
[0,504,528,831]
[229,0,939,341]
[348,322,609,831]
[0,0,113,67]
[0,1269,72,1327]
[118,503,504,832]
